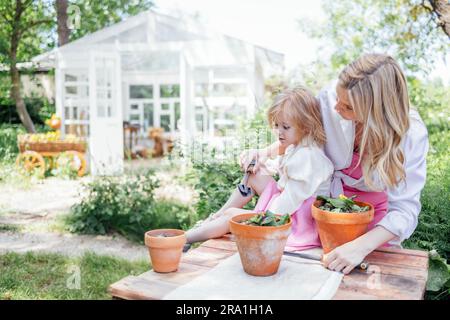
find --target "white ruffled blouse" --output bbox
[265,140,334,215]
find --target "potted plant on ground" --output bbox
[311,195,374,254]
[144,229,186,273]
[229,212,291,277]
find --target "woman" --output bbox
[239,53,429,274]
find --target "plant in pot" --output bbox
[144,229,186,273]
[311,195,374,254]
[229,211,291,277]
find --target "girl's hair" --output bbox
[268,86,326,146]
[338,53,410,190]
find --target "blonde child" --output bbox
[185,86,334,250]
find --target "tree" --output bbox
[298,0,449,77]
[55,0,70,46]
[0,0,53,133]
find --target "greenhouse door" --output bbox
[88,52,124,175]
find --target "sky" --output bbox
[153,0,449,83]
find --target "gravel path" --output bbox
[0,231,148,261]
[0,159,196,261]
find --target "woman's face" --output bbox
[335,85,358,121]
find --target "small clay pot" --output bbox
[311,200,374,254]
[229,213,292,277]
[144,229,186,273]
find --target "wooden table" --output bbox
[109,235,429,300]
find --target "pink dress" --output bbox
[254,152,389,251]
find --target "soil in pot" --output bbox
[312,195,374,254]
[229,212,292,277]
[144,229,186,273]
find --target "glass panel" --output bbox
[174,102,180,130]
[144,103,154,127]
[195,114,204,132]
[131,104,139,110]
[97,105,105,117]
[65,86,77,95]
[195,83,209,96]
[65,74,77,82]
[160,115,171,132]
[130,114,140,121]
[161,103,170,111]
[212,83,247,97]
[73,106,78,120]
[160,84,180,98]
[129,85,153,99]
[65,107,70,119]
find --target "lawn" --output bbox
[0,252,149,300]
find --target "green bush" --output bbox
[67,170,195,243]
[185,159,259,221]
[0,124,25,161]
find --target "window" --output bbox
[174,102,181,130]
[212,83,247,97]
[130,85,153,99]
[161,103,170,110]
[160,115,171,132]
[160,84,180,98]
[144,103,154,127]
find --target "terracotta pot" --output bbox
[144,229,186,273]
[229,213,292,277]
[311,200,374,254]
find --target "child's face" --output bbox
[273,116,300,147]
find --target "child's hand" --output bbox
[239,149,267,173]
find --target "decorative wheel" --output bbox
[15,151,46,177]
[56,151,86,177]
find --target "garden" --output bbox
[0,0,449,300]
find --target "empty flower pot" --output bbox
[311,200,374,254]
[144,229,186,273]
[229,213,292,277]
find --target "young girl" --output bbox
[185,86,334,250]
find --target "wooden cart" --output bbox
[16,139,87,177]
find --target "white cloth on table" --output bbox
[162,249,343,300]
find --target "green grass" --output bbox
[0,251,149,300]
[0,224,21,232]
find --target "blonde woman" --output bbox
[185,86,334,249]
[240,53,429,274]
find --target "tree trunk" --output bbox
[429,0,450,37]
[10,64,35,133]
[55,0,70,46]
[10,0,36,133]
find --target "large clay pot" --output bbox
[229,213,292,277]
[311,199,374,254]
[144,229,186,273]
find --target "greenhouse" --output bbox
[32,9,284,175]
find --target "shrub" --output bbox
[185,159,259,221]
[67,170,195,243]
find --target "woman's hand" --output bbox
[322,238,371,274]
[322,226,396,274]
[239,149,267,173]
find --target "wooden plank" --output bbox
[181,245,236,268]
[138,262,212,285]
[375,246,429,258]
[200,238,238,251]
[108,276,178,300]
[335,271,427,300]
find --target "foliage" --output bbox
[67,171,195,243]
[316,195,370,213]
[0,251,148,300]
[298,0,449,76]
[242,211,290,227]
[0,95,56,126]
[184,159,258,221]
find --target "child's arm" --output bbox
[240,141,287,173]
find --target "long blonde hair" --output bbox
[268,86,326,146]
[338,53,410,190]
